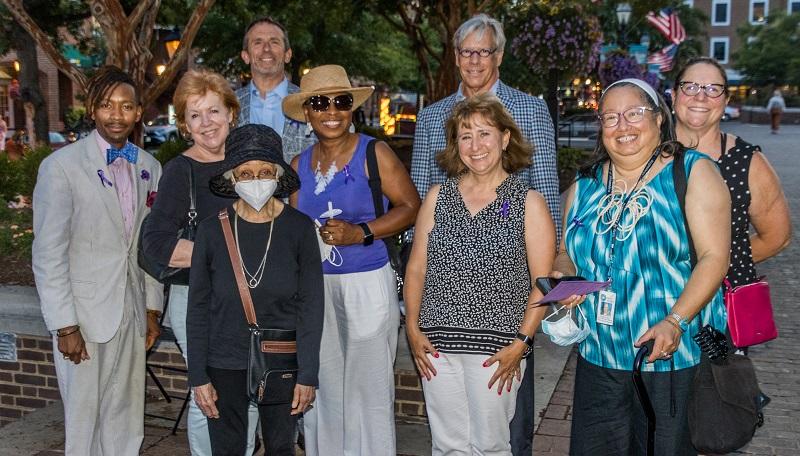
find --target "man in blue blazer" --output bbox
[236,16,316,164]
[410,14,562,456]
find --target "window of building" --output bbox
[710,37,730,64]
[750,0,768,24]
[683,0,694,7]
[712,0,730,26]
[790,1,800,14]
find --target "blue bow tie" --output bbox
[106,143,138,165]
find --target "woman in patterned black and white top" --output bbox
[673,58,792,345]
[404,93,555,455]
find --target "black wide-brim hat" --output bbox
[209,124,300,198]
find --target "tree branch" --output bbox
[1,0,88,92]
[88,0,130,66]
[143,0,216,107]
[129,0,157,31]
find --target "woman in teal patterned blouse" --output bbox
[554,79,731,455]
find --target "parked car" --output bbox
[144,115,178,148]
[722,106,741,121]
[49,131,69,150]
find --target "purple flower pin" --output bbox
[343,164,355,184]
[498,200,510,219]
[97,170,113,188]
[141,169,150,181]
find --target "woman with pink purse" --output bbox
[672,58,792,348]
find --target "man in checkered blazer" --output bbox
[409,14,561,456]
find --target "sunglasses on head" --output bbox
[305,94,354,112]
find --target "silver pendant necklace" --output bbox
[234,208,275,289]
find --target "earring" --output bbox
[306,121,314,137]
[181,130,192,141]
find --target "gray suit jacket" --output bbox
[32,131,164,343]
[236,80,317,164]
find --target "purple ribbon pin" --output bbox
[140,169,150,181]
[97,170,113,188]
[498,200,510,218]
[570,216,584,228]
[343,164,355,184]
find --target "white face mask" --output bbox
[234,179,278,211]
[313,219,342,266]
[541,305,592,346]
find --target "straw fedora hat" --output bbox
[282,65,374,122]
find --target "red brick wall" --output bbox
[1,334,429,428]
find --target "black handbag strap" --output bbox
[180,155,198,227]
[672,148,697,268]
[218,208,258,327]
[365,139,384,218]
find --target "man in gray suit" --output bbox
[236,16,316,163]
[32,66,163,455]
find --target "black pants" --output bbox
[509,352,535,456]
[206,367,297,456]
[569,355,697,456]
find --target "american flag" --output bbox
[646,8,686,45]
[647,44,679,72]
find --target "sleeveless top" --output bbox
[717,135,759,287]
[564,150,727,372]
[419,175,530,356]
[295,133,389,274]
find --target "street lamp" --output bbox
[164,29,181,60]
[616,2,633,48]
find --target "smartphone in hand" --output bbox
[535,276,586,295]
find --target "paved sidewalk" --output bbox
[532,122,800,455]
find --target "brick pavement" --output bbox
[532,122,800,456]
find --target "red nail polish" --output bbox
[434,353,439,358]
[482,361,488,367]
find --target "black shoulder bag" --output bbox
[365,139,407,299]
[138,155,197,285]
[672,149,766,454]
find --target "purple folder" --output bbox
[535,281,611,305]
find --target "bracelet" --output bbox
[515,332,534,347]
[663,317,684,333]
[57,326,80,337]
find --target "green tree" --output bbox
[734,12,800,86]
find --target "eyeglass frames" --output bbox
[305,94,354,112]
[598,106,657,128]
[457,48,497,59]
[678,81,727,98]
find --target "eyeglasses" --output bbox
[678,81,727,98]
[234,169,278,180]
[597,106,656,128]
[305,94,354,112]
[457,48,497,59]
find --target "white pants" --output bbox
[423,352,525,456]
[53,294,144,456]
[169,285,259,456]
[303,263,400,456]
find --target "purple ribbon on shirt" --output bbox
[570,216,584,228]
[140,169,150,181]
[97,170,113,188]
[498,200,510,218]
[343,164,355,184]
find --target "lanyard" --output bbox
[604,151,660,280]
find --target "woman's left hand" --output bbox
[320,219,363,246]
[291,383,316,415]
[484,340,527,395]
[635,319,683,363]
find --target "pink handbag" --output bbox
[724,278,778,347]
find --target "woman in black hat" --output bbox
[186,124,324,456]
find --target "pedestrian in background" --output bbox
[404,93,555,455]
[410,16,561,452]
[766,89,786,134]
[285,64,420,456]
[558,79,730,455]
[0,116,7,151]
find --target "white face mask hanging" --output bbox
[313,219,342,266]
[234,179,278,211]
[541,305,592,346]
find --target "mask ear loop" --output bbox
[544,304,568,321]
[327,245,343,267]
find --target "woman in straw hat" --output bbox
[284,65,421,455]
[186,124,324,455]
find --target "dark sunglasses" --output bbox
[305,94,354,112]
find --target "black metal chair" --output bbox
[144,286,192,435]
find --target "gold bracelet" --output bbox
[663,317,684,333]
[57,326,80,337]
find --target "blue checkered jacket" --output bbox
[410,80,562,242]
[236,81,317,164]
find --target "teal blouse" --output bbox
[564,150,727,372]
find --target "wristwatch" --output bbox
[358,222,374,246]
[669,312,689,333]
[515,332,534,348]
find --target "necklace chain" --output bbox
[233,206,275,289]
